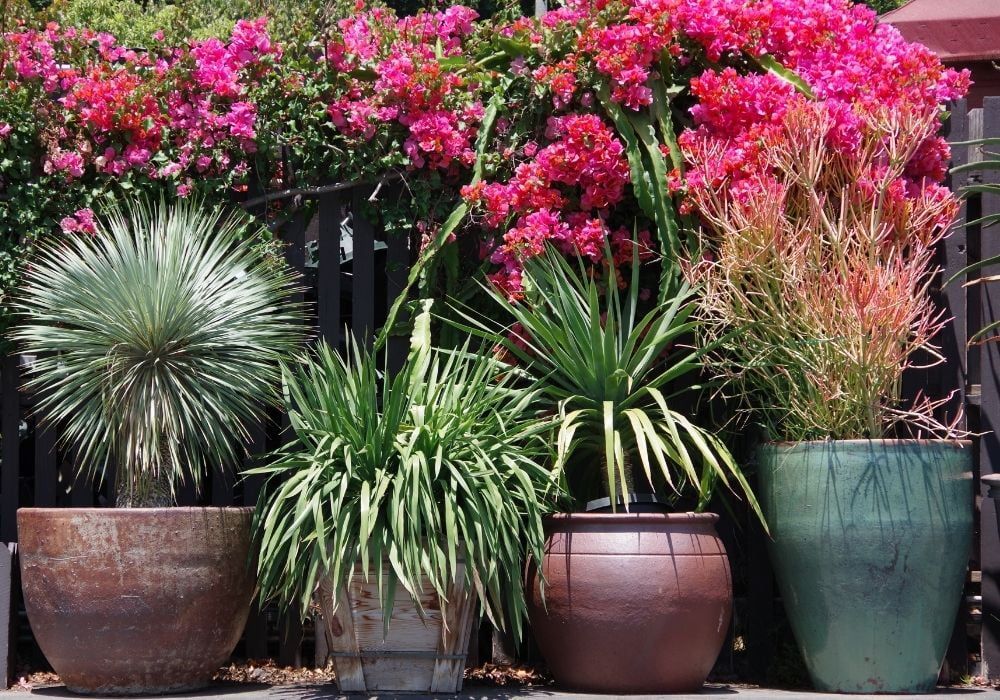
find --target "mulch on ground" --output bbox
[9,661,550,692]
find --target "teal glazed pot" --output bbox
[757,440,972,694]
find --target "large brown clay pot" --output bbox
[17,507,255,695]
[526,512,732,693]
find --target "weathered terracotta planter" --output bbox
[526,512,732,693]
[758,440,973,693]
[17,507,255,695]
[316,561,478,694]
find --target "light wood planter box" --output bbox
[316,565,477,694]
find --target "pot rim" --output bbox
[545,511,719,524]
[761,438,972,448]
[17,506,253,516]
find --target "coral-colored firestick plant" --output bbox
[0,0,967,349]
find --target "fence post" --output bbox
[2,356,20,544]
[978,96,1000,680]
[938,99,972,679]
[275,208,308,667]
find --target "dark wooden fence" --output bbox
[2,97,1000,683]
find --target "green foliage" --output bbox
[250,303,555,635]
[452,245,760,518]
[951,140,1000,342]
[858,0,905,14]
[29,0,328,46]
[23,0,519,48]
[13,198,306,506]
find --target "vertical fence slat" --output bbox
[318,193,343,349]
[284,209,308,302]
[276,208,308,666]
[1,357,19,542]
[242,417,268,659]
[979,96,1000,680]
[746,506,773,683]
[211,470,234,507]
[69,460,93,507]
[944,100,970,424]
[33,420,56,509]
[278,609,303,667]
[27,353,57,509]
[174,474,197,507]
[385,220,410,375]
[351,187,376,345]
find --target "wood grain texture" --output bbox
[317,578,364,692]
[430,573,478,692]
[979,96,1000,680]
[318,564,476,693]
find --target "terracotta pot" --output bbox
[17,507,255,695]
[526,512,732,693]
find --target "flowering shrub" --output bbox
[0,0,967,369]
[0,18,281,334]
[452,0,966,303]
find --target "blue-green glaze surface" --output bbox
[757,440,972,694]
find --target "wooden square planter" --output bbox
[316,565,477,694]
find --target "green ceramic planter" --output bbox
[757,440,972,694]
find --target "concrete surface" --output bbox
[5,683,1000,700]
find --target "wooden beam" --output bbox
[978,96,1000,680]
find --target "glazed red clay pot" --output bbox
[17,507,255,695]
[526,512,732,693]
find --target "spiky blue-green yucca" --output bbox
[14,199,305,506]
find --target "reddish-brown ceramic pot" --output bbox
[18,507,255,695]
[526,512,732,693]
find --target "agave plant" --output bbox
[453,244,759,515]
[250,303,554,637]
[13,198,305,506]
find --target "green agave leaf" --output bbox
[598,84,656,219]
[446,244,758,517]
[952,159,1000,175]
[755,55,815,98]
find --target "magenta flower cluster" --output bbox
[0,0,967,292]
[325,5,483,173]
[456,0,967,294]
[1,18,279,229]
